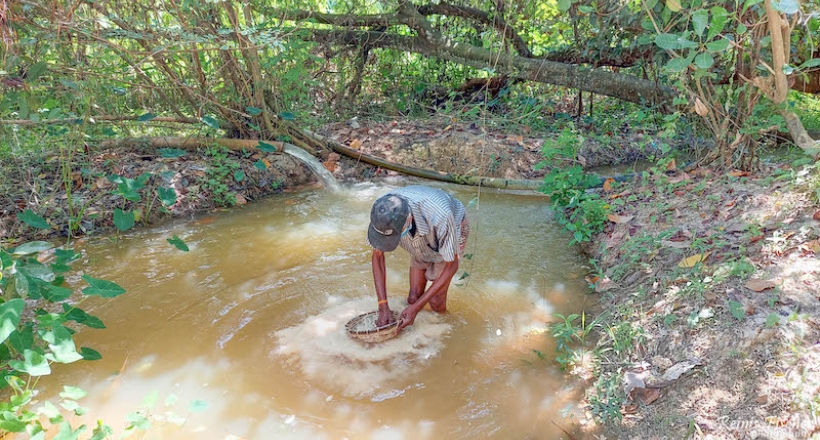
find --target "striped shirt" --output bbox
[369,185,467,263]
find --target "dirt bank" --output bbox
[576,162,820,439]
[0,145,320,245]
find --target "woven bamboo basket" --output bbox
[345,310,401,343]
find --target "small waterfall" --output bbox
[283,144,340,191]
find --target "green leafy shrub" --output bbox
[0,239,127,436]
[202,146,241,207]
[540,165,609,244]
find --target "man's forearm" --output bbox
[371,250,389,309]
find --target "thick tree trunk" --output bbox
[762,0,820,157]
[311,30,677,106]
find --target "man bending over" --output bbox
[367,185,469,331]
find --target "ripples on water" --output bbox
[36,182,588,439]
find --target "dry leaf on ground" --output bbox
[745,279,777,292]
[608,214,634,224]
[633,387,662,405]
[350,139,363,149]
[595,277,615,292]
[678,251,712,268]
[661,358,701,382]
[603,178,616,191]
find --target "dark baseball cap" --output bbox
[368,194,410,252]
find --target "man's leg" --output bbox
[407,265,427,305]
[427,274,452,313]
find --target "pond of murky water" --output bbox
[36,181,590,439]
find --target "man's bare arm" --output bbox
[372,249,395,326]
[397,256,458,330]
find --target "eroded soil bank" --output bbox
[0,146,321,245]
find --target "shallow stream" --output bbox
[39,181,590,439]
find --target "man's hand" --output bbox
[377,307,395,327]
[397,304,420,332]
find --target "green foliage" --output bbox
[167,235,189,252]
[550,312,598,370]
[644,0,819,165]
[0,240,130,435]
[588,373,625,422]
[541,166,608,245]
[202,146,241,207]
[538,124,584,162]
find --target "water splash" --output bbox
[283,144,340,191]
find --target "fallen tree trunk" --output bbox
[303,129,545,191]
[97,137,284,152]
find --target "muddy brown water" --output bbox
[37,181,590,439]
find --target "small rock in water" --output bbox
[496,329,502,336]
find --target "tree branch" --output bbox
[416,2,532,57]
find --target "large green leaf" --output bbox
[246,106,263,116]
[157,187,177,207]
[9,349,51,376]
[557,0,572,11]
[201,115,220,129]
[113,209,135,232]
[0,249,11,271]
[694,52,715,69]
[799,58,820,70]
[19,262,56,283]
[52,421,86,440]
[0,299,25,344]
[13,273,30,297]
[775,0,799,14]
[62,304,106,329]
[257,141,277,153]
[41,325,84,364]
[115,176,145,202]
[60,385,88,400]
[708,7,729,40]
[655,33,698,50]
[25,62,49,82]
[41,284,73,302]
[8,325,34,353]
[158,148,186,158]
[705,38,730,53]
[137,113,156,122]
[81,275,126,298]
[17,210,49,229]
[80,347,102,361]
[691,9,709,37]
[12,241,53,255]
[167,235,189,252]
[0,415,26,433]
[665,57,692,73]
[37,313,67,329]
[125,412,151,430]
